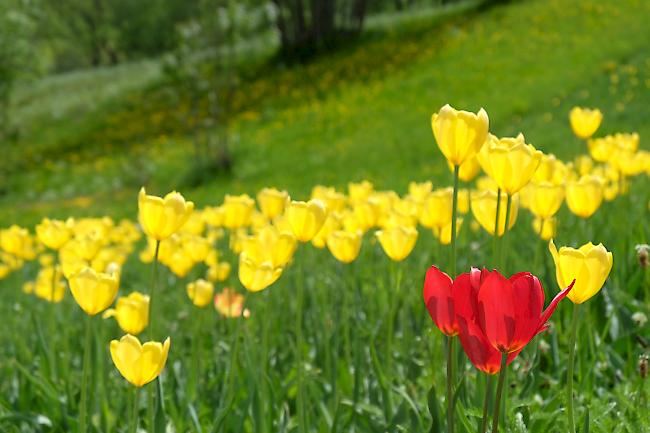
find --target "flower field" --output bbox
[1,0,650,432]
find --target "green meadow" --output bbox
[0,0,649,432]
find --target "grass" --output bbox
[0,0,649,432]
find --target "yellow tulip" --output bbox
[532,217,556,240]
[326,230,363,263]
[549,240,613,304]
[574,155,594,176]
[311,213,341,249]
[375,226,418,261]
[68,267,119,316]
[431,104,489,166]
[207,262,231,282]
[457,189,470,214]
[527,181,565,219]
[138,188,194,240]
[565,175,604,218]
[214,288,247,318]
[569,107,603,139]
[588,136,616,162]
[352,200,380,232]
[110,335,170,387]
[533,153,562,183]
[103,292,149,335]
[257,188,289,219]
[434,218,463,245]
[32,266,66,302]
[222,194,255,229]
[0,225,36,260]
[420,188,453,229]
[470,190,519,236]
[287,199,327,242]
[186,279,214,308]
[179,213,205,235]
[36,218,73,250]
[238,252,283,292]
[348,181,374,204]
[182,235,212,263]
[447,155,481,182]
[485,133,542,195]
[407,181,433,202]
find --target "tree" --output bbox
[271,0,368,59]
[162,0,273,185]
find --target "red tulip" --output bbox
[453,268,574,373]
[423,266,459,336]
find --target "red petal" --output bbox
[537,279,575,333]
[423,265,458,336]
[478,271,516,353]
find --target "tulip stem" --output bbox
[148,239,161,339]
[131,387,139,433]
[493,188,502,267]
[480,375,493,433]
[79,315,92,433]
[501,194,513,271]
[446,335,455,433]
[491,354,508,433]
[450,164,460,277]
[567,303,580,433]
[296,257,307,433]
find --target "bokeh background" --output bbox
[2,0,649,224]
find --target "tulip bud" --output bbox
[257,188,289,219]
[138,188,194,240]
[375,226,418,261]
[222,194,255,229]
[484,133,542,195]
[214,288,246,318]
[569,107,603,139]
[110,335,170,387]
[103,292,149,335]
[238,252,283,292]
[287,199,327,242]
[470,190,519,236]
[326,230,363,264]
[431,104,489,166]
[549,240,613,304]
[565,175,604,218]
[187,279,214,307]
[68,266,119,316]
[527,181,565,219]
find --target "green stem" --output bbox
[493,188,502,267]
[131,387,139,433]
[446,336,455,433]
[148,240,161,339]
[500,194,513,271]
[491,354,508,433]
[296,256,307,433]
[386,262,403,369]
[450,164,460,277]
[567,303,580,433]
[532,218,545,275]
[480,375,493,433]
[79,315,92,433]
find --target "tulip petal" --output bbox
[538,280,575,332]
[423,266,457,336]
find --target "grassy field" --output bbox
[1,0,649,432]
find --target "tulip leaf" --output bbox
[581,407,589,433]
[426,385,442,433]
[154,377,166,433]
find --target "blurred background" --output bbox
[1,0,648,224]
